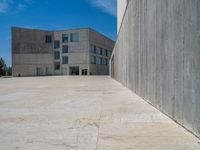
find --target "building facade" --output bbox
[112,0,200,138]
[12,27,114,76]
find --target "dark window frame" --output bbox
[70,33,79,42]
[62,56,68,64]
[45,35,52,43]
[54,51,60,60]
[62,34,69,43]
[54,62,60,70]
[62,45,68,53]
[54,40,60,49]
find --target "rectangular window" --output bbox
[62,34,68,43]
[96,47,101,55]
[96,57,101,65]
[102,58,107,65]
[54,51,60,60]
[62,45,68,53]
[102,49,106,56]
[62,56,68,64]
[45,35,52,43]
[90,44,96,53]
[54,62,60,70]
[94,45,96,53]
[70,33,79,42]
[54,40,60,49]
[107,50,111,58]
[90,56,96,64]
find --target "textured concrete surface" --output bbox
[0,76,200,150]
[112,0,200,137]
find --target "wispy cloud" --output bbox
[0,0,32,14]
[87,0,117,16]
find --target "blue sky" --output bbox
[0,0,117,66]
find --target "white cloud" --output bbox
[87,0,117,16]
[0,0,13,13]
[0,0,32,14]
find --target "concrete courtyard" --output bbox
[0,76,200,150]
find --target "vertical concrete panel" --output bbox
[111,0,200,138]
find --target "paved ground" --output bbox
[0,76,200,150]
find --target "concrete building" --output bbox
[111,0,200,138]
[12,27,114,76]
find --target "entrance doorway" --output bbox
[70,67,79,75]
[82,69,88,75]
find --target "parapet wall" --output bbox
[112,0,200,137]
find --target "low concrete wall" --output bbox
[112,0,200,137]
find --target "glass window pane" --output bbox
[97,47,101,55]
[90,55,96,64]
[90,44,96,53]
[70,33,79,42]
[102,58,107,65]
[62,56,68,64]
[62,34,68,43]
[102,49,106,56]
[107,50,111,58]
[97,57,101,64]
[54,62,60,70]
[54,51,60,60]
[54,40,60,49]
[62,45,68,53]
[45,35,52,43]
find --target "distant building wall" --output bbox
[12,27,114,76]
[12,28,54,76]
[112,0,200,137]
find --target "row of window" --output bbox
[54,56,68,70]
[90,56,108,65]
[90,44,112,58]
[54,51,69,61]
[55,54,108,66]
[55,45,69,53]
[54,45,68,60]
[45,33,79,46]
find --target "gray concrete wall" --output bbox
[89,29,115,51]
[112,0,200,138]
[89,29,115,75]
[89,64,109,75]
[12,27,114,76]
[12,27,54,76]
[117,0,128,32]
[53,29,90,75]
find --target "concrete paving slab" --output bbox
[0,76,200,150]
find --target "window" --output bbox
[54,62,60,70]
[96,57,101,65]
[54,51,60,60]
[82,69,87,75]
[62,34,68,43]
[62,56,68,64]
[107,50,111,58]
[94,45,96,53]
[96,47,101,55]
[90,44,96,53]
[62,45,68,53]
[102,58,107,65]
[70,33,79,42]
[102,49,107,56]
[54,40,60,49]
[45,35,52,43]
[90,56,96,64]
